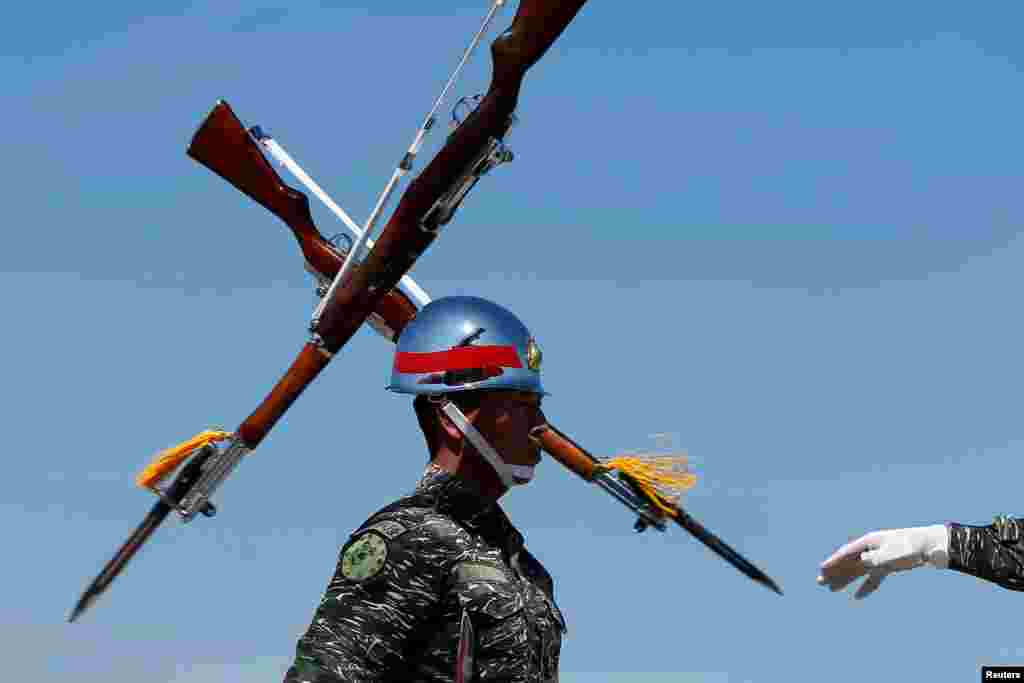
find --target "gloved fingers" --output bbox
[817,552,869,592]
[853,571,887,600]
[818,532,884,591]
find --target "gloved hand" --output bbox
[817,525,950,599]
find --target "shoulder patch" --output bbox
[341,531,389,582]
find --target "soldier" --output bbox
[817,517,1024,598]
[284,296,566,683]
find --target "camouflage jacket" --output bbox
[949,516,1024,591]
[284,465,567,683]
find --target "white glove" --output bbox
[817,525,950,599]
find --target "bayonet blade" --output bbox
[617,471,783,595]
[69,445,217,622]
[669,504,783,596]
[68,499,172,623]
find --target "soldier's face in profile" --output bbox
[473,390,545,473]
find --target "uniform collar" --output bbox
[414,463,494,516]
[414,464,524,555]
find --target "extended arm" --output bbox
[818,516,1024,598]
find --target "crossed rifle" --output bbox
[69,2,781,624]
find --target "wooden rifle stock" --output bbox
[186,101,418,339]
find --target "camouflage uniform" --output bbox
[949,516,1024,591]
[284,465,567,683]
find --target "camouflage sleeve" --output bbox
[948,516,1024,591]
[283,516,458,683]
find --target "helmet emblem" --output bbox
[526,337,542,371]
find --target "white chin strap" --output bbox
[440,400,533,488]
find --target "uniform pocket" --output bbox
[458,580,526,632]
[455,575,530,674]
[454,563,524,622]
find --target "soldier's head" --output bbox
[387,296,547,499]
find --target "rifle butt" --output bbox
[187,100,343,279]
[187,100,420,338]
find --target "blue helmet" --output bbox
[387,296,545,396]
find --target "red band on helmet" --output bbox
[395,345,523,373]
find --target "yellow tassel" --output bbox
[135,429,233,490]
[602,453,697,516]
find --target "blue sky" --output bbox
[5,1,1024,681]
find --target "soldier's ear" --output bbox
[433,391,487,447]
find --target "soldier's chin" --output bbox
[509,464,535,484]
